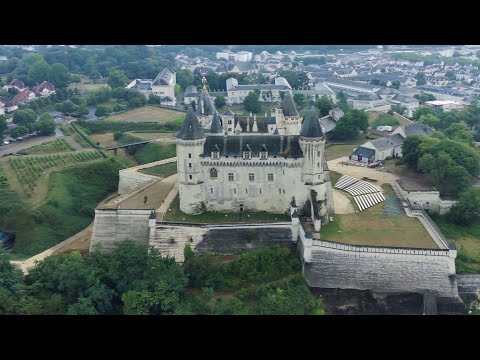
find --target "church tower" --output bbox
[176,106,207,214]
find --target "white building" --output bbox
[176,101,334,228]
[225,77,292,105]
[216,50,253,62]
[126,68,177,106]
[425,100,464,112]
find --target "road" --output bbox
[0,134,58,156]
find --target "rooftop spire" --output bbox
[210,112,223,134]
[282,91,299,117]
[176,106,205,140]
[300,106,323,138]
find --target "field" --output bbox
[320,202,438,249]
[127,131,176,140]
[8,158,125,258]
[164,194,291,223]
[139,162,177,178]
[102,106,184,123]
[433,216,480,274]
[17,139,74,155]
[8,152,103,198]
[68,79,110,93]
[0,165,8,188]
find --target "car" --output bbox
[2,141,9,145]
[15,137,24,141]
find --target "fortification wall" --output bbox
[149,222,292,262]
[89,209,153,253]
[298,226,458,297]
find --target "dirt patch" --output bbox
[332,189,355,214]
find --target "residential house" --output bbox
[319,107,344,137]
[183,85,198,105]
[389,94,419,117]
[13,89,36,104]
[424,100,464,112]
[2,79,26,92]
[225,77,292,105]
[32,81,55,97]
[347,93,385,110]
[0,97,18,112]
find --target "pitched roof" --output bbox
[300,106,323,138]
[223,109,235,116]
[202,135,303,159]
[404,122,434,137]
[176,106,205,140]
[209,112,223,133]
[352,146,376,158]
[392,94,418,103]
[319,116,337,133]
[153,68,175,86]
[282,91,298,116]
[369,133,404,151]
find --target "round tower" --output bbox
[176,106,207,214]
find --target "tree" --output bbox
[175,69,194,90]
[10,126,29,138]
[174,84,181,97]
[76,104,89,117]
[445,70,455,79]
[278,70,309,89]
[34,113,56,136]
[443,123,474,145]
[28,60,51,86]
[391,80,400,89]
[391,104,407,116]
[315,95,334,116]
[415,71,427,86]
[243,91,261,114]
[12,109,36,127]
[59,100,79,116]
[95,105,112,117]
[331,110,368,140]
[89,70,101,84]
[371,114,400,128]
[47,63,71,88]
[419,113,440,129]
[448,188,480,226]
[214,95,226,109]
[293,93,306,108]
[413,106,441,121]
[400,135,426,169]
[107,69,129,89]
[0,116,7,135]
[148,94,161,105]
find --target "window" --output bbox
[228,120,232,125]
[260,151,267,160]
[279,188,282,194]
[189,153,192,158]
[268,173,274,181]
[283,189,285,194]
[210,168,218,178]
[189,163,192,168]
[189,175,192,180]
[317,162,320,167]
[246,189,248,194]
[210,188,213,194]
[234,188,237,194]
[259,189,262,194]
[249,173,255,181]
[318,151,321,157]
[243,151,251,160]
[212,151,219,159]
[228,173,234,182]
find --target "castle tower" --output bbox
[209,112,223,135]
[282,92,302,135]
[195,73,216,127]
[299,106,331,231]
[176,106,207,214]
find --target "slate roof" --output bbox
[209,112,223,133]
[282,91,298,116]
[184,85,198,97]
[176,106,205,140]
[233,116,276,133]
[352,93,382,101]
[369,133,404,151]
[392,94,418,103]
[202,135,303,158]
[230,84,290,91]
[153,68,175,86]
[352,146,376,158]
[319,116,337,133]
[300,106,323,138]
[196,89,216,116]
[404,122,434,137]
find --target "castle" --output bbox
[176,85,334,231]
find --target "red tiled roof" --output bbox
[13,89,35,104]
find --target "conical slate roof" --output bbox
[196,88,216,116]
[300,106,323,138]
[176,106,205,140]
[210,112,223,133]
[282,91,299,117]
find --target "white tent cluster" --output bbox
[335,175,385,211]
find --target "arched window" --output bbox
[210,168,218,178]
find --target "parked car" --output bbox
[2,141,9,146]
[15,137,24,141]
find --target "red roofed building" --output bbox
[13,89,36,104]
[32,80,55,97]
[2,79,26,91]
[0,96,19,112]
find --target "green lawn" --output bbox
[320,202,438,249]
[163,195,290,224]
[139,162,177,177]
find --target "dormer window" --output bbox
[211,145,220,159]
[242,144,252,160]
[260,144,268,160]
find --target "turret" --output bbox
[209,112,223,135]
[299,106,325,186]
[176,106,207,214]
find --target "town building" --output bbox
[126,68,177,106]
[225,77,292,105]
